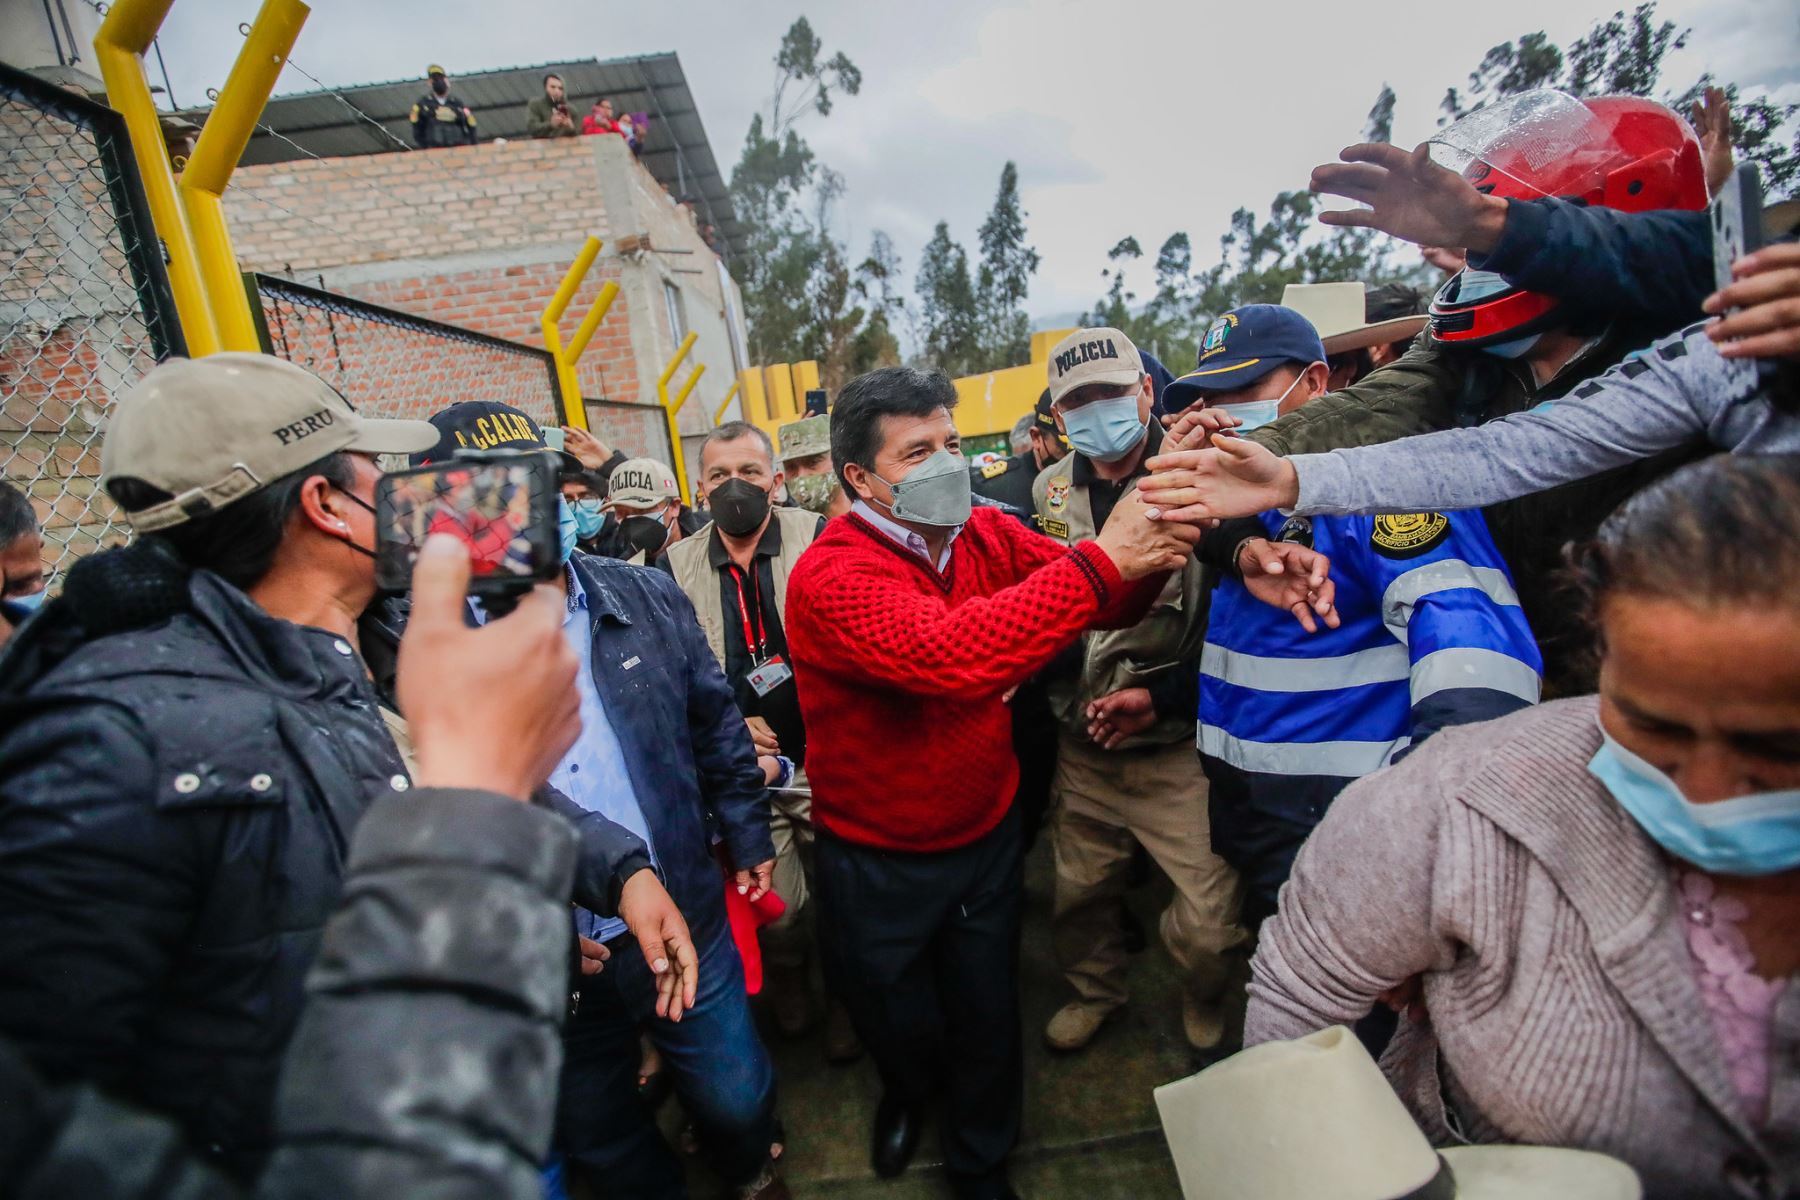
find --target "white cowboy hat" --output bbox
[1153,1026,1641,1199]
[1281,281,1430,356]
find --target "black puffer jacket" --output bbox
[0,563,408,1180]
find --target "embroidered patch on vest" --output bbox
[1046,476,1072,515]
[1371,512,1450,559]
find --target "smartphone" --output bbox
[375,450,561,597]
[541,426,566,452]
[1712,163,1765,295]
[1711,164,1765,390]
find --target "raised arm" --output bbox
[1291,322,1734,516]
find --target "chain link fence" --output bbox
[253,273,676,467]
[252,273,566,428]
[1,62,183,582]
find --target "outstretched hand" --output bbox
[1237,538,1339,634]
[1311,141,1509,256]
[1139,436,1301,524]
[1692,86,1734,197]
[561,425,615,470]
[1161,404,1242,452]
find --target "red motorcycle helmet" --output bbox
[1427,90,1709,349]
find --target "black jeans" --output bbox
[554,925,776,1198]
[815,806,1024,1199]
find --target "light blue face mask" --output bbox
[1060,391,1147,462]
[1588,727,1800,876]
[7,587,46,613]
[557,496,579,564]
[570,497,605,540]
[1212,368,1310,432]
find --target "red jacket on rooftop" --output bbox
[786,506,1163,853]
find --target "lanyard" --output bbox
[728,565,769,660]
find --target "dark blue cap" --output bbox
[1163,304,1327,413]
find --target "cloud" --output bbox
[153,0,1796,332]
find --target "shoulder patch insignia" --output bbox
[1275,514,1313,548]
[1040,517,1071,541]
[981,460,1010,480]
[1371,512,1450,559]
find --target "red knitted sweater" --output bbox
[786,507,1160,852]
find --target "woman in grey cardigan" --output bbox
[1245,454,1800,1200]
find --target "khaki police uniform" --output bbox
[1032,442,1246,1034]
[666,506,821,969]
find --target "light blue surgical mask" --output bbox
[557,496,578,564]
[571,497,605,539]
[8,588,46,613]
[1213,368,1310,432]
[1588,727,1800,876]
[1060,391,1147,462]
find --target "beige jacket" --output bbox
[1030,451,1207,748]
[1247,698,1799,1200]
[664,507,820,670]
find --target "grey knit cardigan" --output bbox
[1246,697,1799,1200]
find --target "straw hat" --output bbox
[1281,282,1430,356]
[1153,1026,1641,1199]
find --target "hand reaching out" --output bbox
[1160,404,1242,453]
[1093,489,1202,580]
[1311,141,1509,256]
[1086,687,1156,750]
[734,858,776,904]
[745,715,780,756]
[1692,86,1734,197]
[561,425,615,470]
[1236,538,1339,634]
[1139,436,1302,524]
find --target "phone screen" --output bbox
[375,452,559,593]
[1711,164,1765,390]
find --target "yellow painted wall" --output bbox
[738,332,1077,442]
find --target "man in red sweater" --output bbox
[785,366,1197,1199]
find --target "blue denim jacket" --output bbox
[566,551,774,948]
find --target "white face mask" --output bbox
[1213,368,1311,431]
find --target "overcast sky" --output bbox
[154,0,1799,329]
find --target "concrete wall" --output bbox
[221,134,747,479]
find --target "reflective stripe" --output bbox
[1198,722,1407,778]
[1381,560,1520,643]
[1410,647,1542,706]
[1202,641,1410,693]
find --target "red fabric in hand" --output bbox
[719,848,785,996]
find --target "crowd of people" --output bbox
[408,65,647,154]
[2,85,1799,1200]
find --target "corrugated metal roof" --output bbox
[180,53,745,259]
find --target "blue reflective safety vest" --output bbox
[1199,507,1542,830]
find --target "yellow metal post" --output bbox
[712,380,741,426]
[540,237,603,430]
[181,0,310,352]
[95,0,220,356]
[764,364,796,423]
[656,332,699,502]
[566,281,620,362]
[673,364,706,413]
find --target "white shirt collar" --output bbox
[851,499,961,571]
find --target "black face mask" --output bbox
[708,478,771,538]
[431,77,449,96]
[620,513,672,559]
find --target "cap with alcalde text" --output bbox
[1046,327,1144,406]
[414,400,580,472]
[1162,304,1328,413]
[100,352,437,533]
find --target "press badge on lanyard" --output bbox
[732,566,792,698]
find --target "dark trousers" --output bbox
[555,925,776,1198]
[815,806,1024,1199]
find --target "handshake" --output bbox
[1090,410,1338,633]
